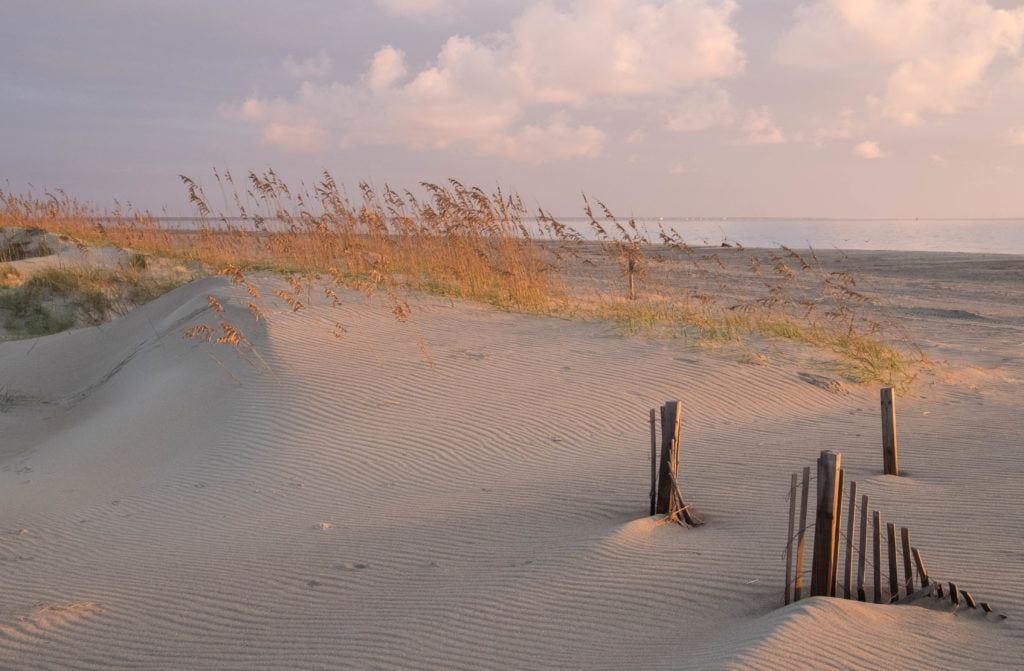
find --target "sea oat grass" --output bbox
[1,173,924,387]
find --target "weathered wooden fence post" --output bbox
[785,472,798,605]
[810,450,842,597]
[830,469,845,597]
[857,494,869,601]
[901,527,914,596]
[793,466,811,601]
[873,510,883,603]
[843,481,857,599]
[649,409,658,516]
[655,401,682,515]
[881,387,900,476]
[887,522,899,601]
[911,547,930,587]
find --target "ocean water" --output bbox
[156,217,1024,255]
[620,218,1024,255]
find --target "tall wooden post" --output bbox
[655,401,682,515]
[857,494,869,601]
[810,450,842,597]
[881,387,900,476]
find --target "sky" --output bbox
[2,0,1024,218]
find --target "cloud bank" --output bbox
[227,0,743,161]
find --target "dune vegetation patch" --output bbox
[0,265,188,339]
[1,175,925,388]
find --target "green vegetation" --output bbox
[0,265,185,338]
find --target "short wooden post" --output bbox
[900,528,914,596]
[785,472,798,605]
[655,402,682,515]
[887,522,899,601]
[793,466,811,601]
[857,494,869,601]
[881,387,900,476]
[949,582,960,607]
[649,409,657,516]
[961,591,977,609]
[810,451,842,597]
[843,481,857,599]
[911,547,930,587]
[830,469,845,597]
[873,510,883,604]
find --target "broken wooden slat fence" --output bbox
[648,402,701,526]
[782,450,1003,617]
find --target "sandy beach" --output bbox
[1,249,1021,670]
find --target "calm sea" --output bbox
[619,218,1024,256]
[155,218,1024,255]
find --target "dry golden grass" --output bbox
[0,172,924,388]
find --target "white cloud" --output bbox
[1009,125,1024,145]
[282,53,333,80]
[738,107,786,145]
[367,46,407,92]
[779,0,1024,126]
[853,139,886,159]
[480,117,606,163]
[226,0,743,161]
[261,122,327,152]
[792,109,861,146]
[664,87,735,132]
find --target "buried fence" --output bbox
[643,392,1005,617]
[784,449,1005,618]
[648,401,702,527]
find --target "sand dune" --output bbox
[1,252,1021,669]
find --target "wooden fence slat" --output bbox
[949,582,960,607]
[981,602,993,613]
[830,469,845,597]
[844,481,857,600]
[811,451,842,597]
[887,522,899,602]
[647,407,655,516]
[961,591,977,609]
[901,528,914,596]
[785,472,797,605]
[655,402,682,515]
[857,495,869,602]
[881,387,900,476]
[873,510,883,604]
[936,583,944,598]
[794,466,811,601]
[911,547,930,588]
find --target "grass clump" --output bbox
[0,386,31,412]
[0,265,186,337]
